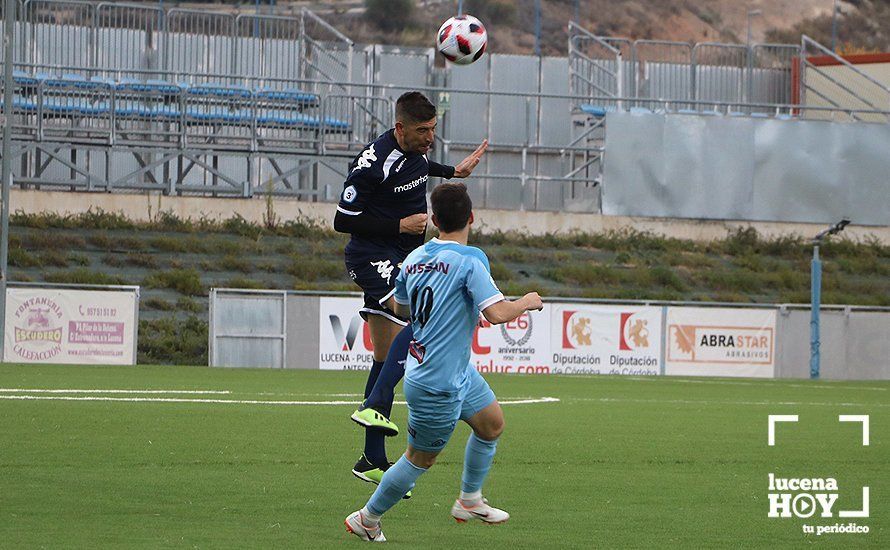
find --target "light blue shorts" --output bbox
[403,367,496,453]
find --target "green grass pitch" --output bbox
[0,363,886,548]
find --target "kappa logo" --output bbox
[371,260,394,285]
[352,144,377,172]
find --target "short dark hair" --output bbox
[395,91,436,124]
[430,183,472,233]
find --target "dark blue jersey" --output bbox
[337,129,454,259]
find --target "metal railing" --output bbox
[567,26,805,112]
[14,0,355,95]
[799,35,890,123]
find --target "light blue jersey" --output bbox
[393,238,504,395]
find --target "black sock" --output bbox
[363,360,387,466]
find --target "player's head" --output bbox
[395,91,437,155]
[430,182,474,234]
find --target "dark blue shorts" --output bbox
[345,250,408,326]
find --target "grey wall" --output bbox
[777,310,890,380]
[603,111,890,225]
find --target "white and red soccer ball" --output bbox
[436,14,487,65]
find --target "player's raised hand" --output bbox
[399,213,428,235]
[453,139,488,178]
[522,292,544,312]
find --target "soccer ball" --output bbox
[436,15,487,65]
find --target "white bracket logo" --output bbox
[767,414,870,521]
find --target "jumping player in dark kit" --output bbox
[333,91,487,489]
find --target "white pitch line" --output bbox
[567,397,889,408]
[622,378,888,391]
[0,395,560,406]
[0,388,231,395]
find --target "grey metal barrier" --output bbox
[632,39,694,104]
[692,42,748,105]
[95,2,163,76]
[800,35,890,123]
[165,9,235,84]
[602,109,890,226]
[750,44,798,106]
[209,288,287,369]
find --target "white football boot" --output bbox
[450,497,510,524]
[344,510,386,542]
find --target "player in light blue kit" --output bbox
[345,183,543,542]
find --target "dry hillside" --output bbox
[169,0,857,53]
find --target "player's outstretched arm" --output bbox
[452,139,489,178]
[481,292,543,325]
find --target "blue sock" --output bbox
[461,432,499,494]
[363,360,384,400]
[365,325,412,415]
[363,360,387,466]
[366,455,426,516]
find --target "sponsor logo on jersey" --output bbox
[393,174,428,193]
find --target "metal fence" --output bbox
[15,0,354,95]
[800,35,890,123]
[568,25,801,111]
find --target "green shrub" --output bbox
[219,255,253,273]
[489,262,515,281]
[143,297,176,311]
[287,256,344,282]
[138,315,208,365]
[9,248,41,268]
[45,268,126,285]
[225,277,269,290]
[650,266,687,292]
[22,233,86,250]
[176,296,204,314]
[143,269,204,296]
[125,253,158,269]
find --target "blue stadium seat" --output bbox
[255,110,349,130]
[188,83,252,99]
[256,110,318,128]
[41,97,108,116]
[12,70,38,86]
[12,98,37,112]
[579,104,612,117]
[44,73,109,90]
[185,107,246,124]
[116,78,182,94]
[255,87,319,106]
